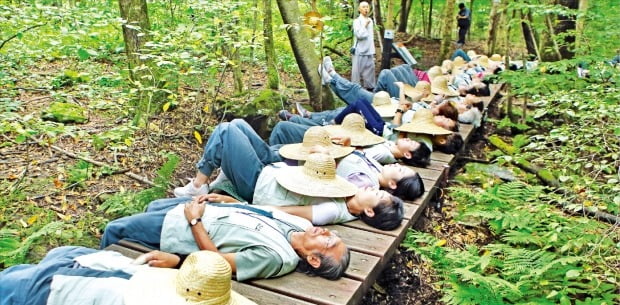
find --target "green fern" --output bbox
[99,153,179,218]
[0,221,64,267]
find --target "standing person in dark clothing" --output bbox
[456,3,471,48]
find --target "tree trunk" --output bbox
[118,0,150,81]
[263,0,279,89]
[520,8,539,60]
[275,0,333,111]
[575,0,588,55]
[438,0,456,64]
[373,0,385,39]
[397,0,411,33]
[555,0,578,59]
[426,0,433,37]
[486,0,500,54]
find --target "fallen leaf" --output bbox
[372,283,386,294]
[19,219,28,228]
[194,130,203,145]
[53,178,63,188]
[27,215,38,225]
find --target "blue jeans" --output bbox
[269,121,311,145]
[328,73,374,105]
[451,48,471,62]
[375,65,419,96]
[100,205,169,249]
[0,246,129,305]
[196,119,281,202]
[333,99,385,136]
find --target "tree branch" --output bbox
[0,23,47,51]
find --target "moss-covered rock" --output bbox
[41,102,88,123]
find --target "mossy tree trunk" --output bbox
[263,0,279,89]
[275,0,333,111]
[438,0,455,64]
[520,7,540,60]
[118,0,150,82]
[575,0,588,55]
[486,0,501,54]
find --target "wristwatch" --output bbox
[189,217,202,226]
[395,109,405,114]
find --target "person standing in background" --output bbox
[456,3,471,48]
[351,1,376,90]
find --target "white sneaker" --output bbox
[174,179,209,197]
[318,64,332,85]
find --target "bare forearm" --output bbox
[190,223,218,251]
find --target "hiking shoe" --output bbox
[174,179,209,197]
[318,64,332,85]
[278,110,295,121]
[322,56,335,74]
[295,102,311,118]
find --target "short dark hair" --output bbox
[435,102,459,121]
[360,194,404,230]
[388,172,425,201]
[459,3,465,9]
[400,143,431,167]
[296,248,351,280]
[435,133,464,154]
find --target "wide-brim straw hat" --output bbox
[474,55,491,68]
[372,91,397,118]
[402,81,431,100]
[125,251,256,305]
[452,56,467,70]
[427,66,443,81]
[279,126,354,161]
[490,54,503,62]
[440,59,453,74]
[275,153,358,198]
[323,113,385,147]
[395,108,452,135]
[467,50,481,60]
[431,75,459,97]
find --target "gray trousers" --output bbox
[352,54,376,89]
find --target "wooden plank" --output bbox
[427,159,449,171]
[324,224,395,257]
[250,273,362,305]
[413,166,443,180]
[345,251,381,281]
[403,198,424,219]
[232,282,316,305]
[342,218,409,237]
[430,151,455,164]
[104,244,143,258]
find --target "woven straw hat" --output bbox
[402,81,431,100]
[275,153,358,198]
[490,54,502,62]
[125,251,256,305]
[372,91,397,118]
[440,59,453,74]
[427,66,443,81]
[395,109,452,135]
[279,126,354,161]
[452,56,467,69]
[467,50,481,60]
[475,55,491,68]
[323,113,385,147]
[431,76,459,97]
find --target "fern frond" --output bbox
[0,221,64,266]
[454,267,522,298]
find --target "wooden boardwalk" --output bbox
[106,84,503,305]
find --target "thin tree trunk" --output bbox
[275,0,333,111]
[520,8,539,59]
[575,0,588,55]
[486,0,500,54]
[555,0,578,59]
[374,0,385,39]
[426,0,433,37]
[118,0,150,81]
[397,0,411,33]
[439,0,456,64]
[545,14,563,60]
[263,0,279,89]
[468,0,474,41]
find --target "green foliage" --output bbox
[404,180,619,305]
[99,153,179,218]
[0,221,64,267]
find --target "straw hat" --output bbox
[452,56,467,70]
[490,54,502,62]
[474,55,490,68]
[402,81,431,100]
[279,126,354,161]
[125,251,256,305]
[440,59,453,74]
[275,153,358,198]
[467,50,481,60]
[395,109,453,135]
[323,113,385,147]
[371,91,397,118]
[427,66,443,81]
[431,75,459,97]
